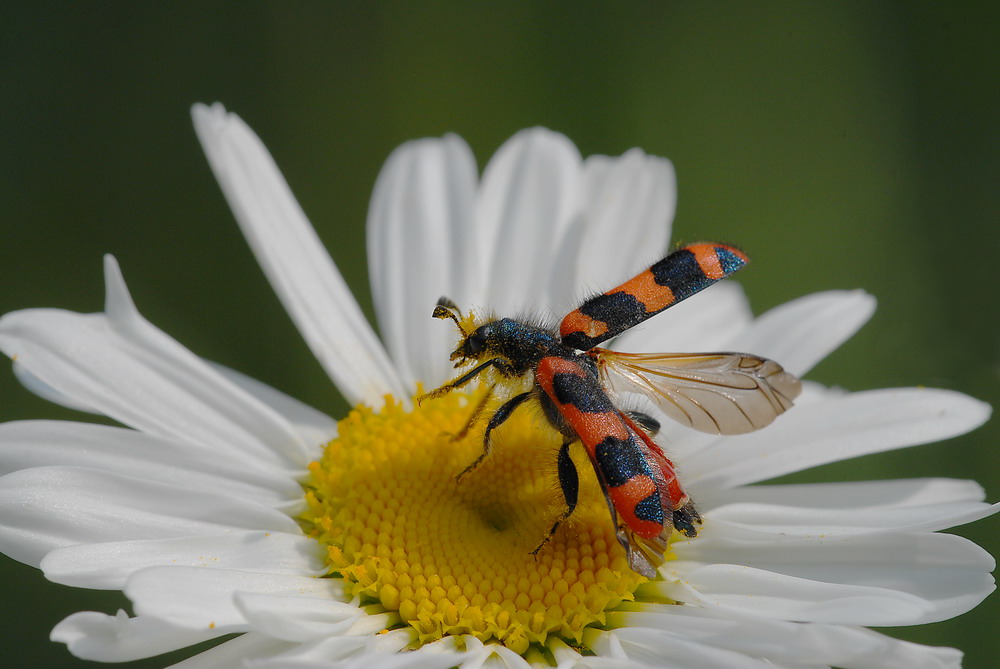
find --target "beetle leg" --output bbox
[418,358,502,403]
[625,410,661,437]
[531,440,579,556]
[456,390,532,481]
[451,382,496,442]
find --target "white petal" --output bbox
[699,477,988,511]
[367,134,479,388]
[50,610,222,662]
[12,362,96,413]
[577,630,628,663]
[0,420,303,505]
[245,636,369,668]
[167,632,298,669]
[476,128,581,315]
[459,639,532,669]
[0,466,300,566]
[209,361,337,453]
[234,591,361,642]
[612,282,753,354]
[549,149,676,314]
[101,257,316,466]
[401,637,482,669]
[727,290,876,377]
[668,532,996,625]
[661,563,934,626]
[191,103,406,406]
[127,566,346,632]
[705,500,999,537]
[585,628,775,669]
[687,388,991,489]
[607,607,963,669]
[546,638,593,669]
[41,531,324,589]
[245,631,424,669]
[0,257,314,469]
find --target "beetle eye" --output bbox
[465,327,489,355]
[466,333,485,354]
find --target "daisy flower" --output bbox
[0,103,995,669]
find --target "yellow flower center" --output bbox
[300,389,652,655]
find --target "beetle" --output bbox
[420,243,801,576]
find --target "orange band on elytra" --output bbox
[559,309,609,340]
[616,270,676,313]
[610,475,663,539]
[687,244,725,280]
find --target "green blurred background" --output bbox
[2,2,998,667]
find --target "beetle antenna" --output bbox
[437,296,459,311]
[432,296,462,327]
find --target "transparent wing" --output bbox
[594,349,801,435]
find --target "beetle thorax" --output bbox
[458,318,564,376]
